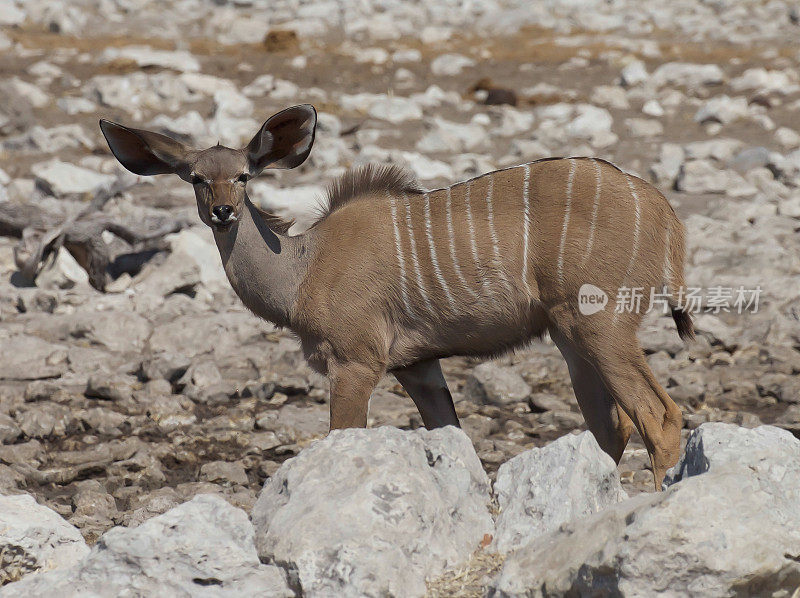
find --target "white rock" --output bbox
[150,110,209,145]
[249,182,326,233]
[650,62,725,89]
[565,104,616,147]
[0,3,25,25]
[166,228,229,290]
[451,154,496,179]
[465,362,531,406]
[36,247,90,290]
[209,88,257,146]
[32,160,116,199]
[269,79,301,101]
[86,73,195,117]
[664,422,800,485]
[180,73,238,97]
[5,124,95,153]
[355,47,389,65]
[510,139,551,161]
[625,117,663,137]
[620,59,648,87]
[493,432,627,553]
[590,85,629,109]
[242,74,275,97]
[410,85,460,108]
[399,151,454,181]
[101,46,200,72]
[490,464,800,597]
[395,67,415,84]
[684,138,744,162]
[8,77,50,108]
[134,249,201,298]
[430,53,475,76]
[368,96,423,123]
[339,92,385,113]
[676,160,756,196]
[416,117,487,153]
[694,95,750,124]
[0,495,292,597]
[649,142,684,184]
[27,61,62,81]
[393,49,422,63]
[775,126,800,149]
[493,107,535,137]
[0,493,89,585]
[56,96,97,115]
[731,68,799,95]
[252,426,493,598]
[642,99,665,117]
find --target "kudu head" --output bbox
[99,104,317,231]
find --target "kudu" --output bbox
[100,104,693,488]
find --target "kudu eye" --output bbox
[190,174,204,185]
[236,173,249,184]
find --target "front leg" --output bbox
[328,359,384,429]
[392,359,460,429]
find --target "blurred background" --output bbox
[0,0,799,544]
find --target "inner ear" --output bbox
[99,120,193,179]
[246,104,317,175]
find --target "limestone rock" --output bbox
[0,495,292,597]
[490,466,800,597]
[493,432,627,554]
[0,493,89,585]
[664,422,800,486]
[252,426,493,598]
[465,363,531,407]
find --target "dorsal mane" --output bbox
[316,164,424,223]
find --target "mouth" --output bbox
[210,214,238,229]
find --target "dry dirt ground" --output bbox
[0,0,799,550]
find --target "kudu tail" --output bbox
[665,219,695,342]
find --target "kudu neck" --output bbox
[212,196,310,329]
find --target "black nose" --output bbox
[212,205,233,222]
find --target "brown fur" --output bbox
[100,106,693,490]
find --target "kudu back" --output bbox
[101,104,693,488]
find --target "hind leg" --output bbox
[550,312,682,489]
[393,359,460,429]
[549,326,633,463]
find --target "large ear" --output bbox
[99,119,193,179]
[245,104,317,175]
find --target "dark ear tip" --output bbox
[99,119,121,133]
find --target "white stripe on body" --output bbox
[403,193,435,314]
[521,164,532,292]
[464,181,489,292]
[445,186,480,300]
[423,192,457,310]
[662,225,672,293]
[389,194,412,314]
[485,174,508,289]
[614,174,642,324]
[580,159,602,267]
[557,159,576,289]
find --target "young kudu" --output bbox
[100,104,693,488]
